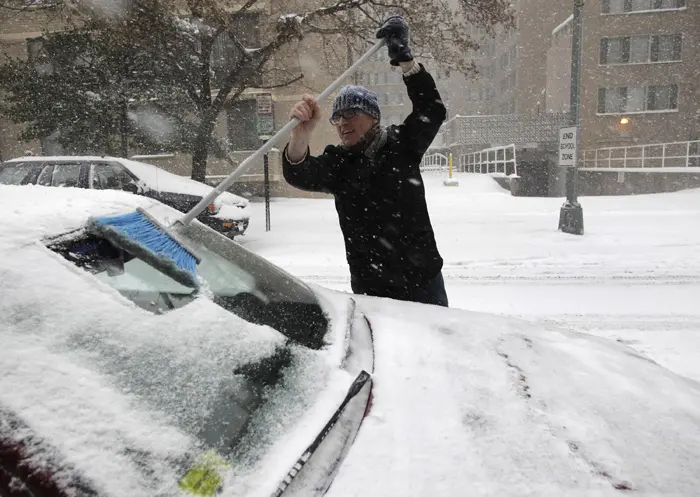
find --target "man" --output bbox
[283,16,448,307]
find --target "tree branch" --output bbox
[0,1,60,11]
[235,0,259,15]
[256,73,303,90]
[302,0,370,25]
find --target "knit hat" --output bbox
[332,85,381,122]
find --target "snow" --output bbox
[0,185,355,496]
[552,14,573,35]
[241,173,700,383]
[325,299,700,496]
[0,184,157,244]
[241,174,700,490]
[4,172,700,495]
[236,172,700,494]
[118,157,248,207]
[278,13,305,24]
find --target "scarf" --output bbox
[343,123,388,159]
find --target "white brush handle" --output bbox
[179,39,386,226]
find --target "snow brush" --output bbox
[87,39,386,287]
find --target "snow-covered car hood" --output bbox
[324,294,700,497]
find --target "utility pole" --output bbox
[558,0,585,235]
[263,148,271,232]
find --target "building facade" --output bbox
[455,1,572,118]
[577,0,699,151]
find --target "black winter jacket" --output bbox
[283,65,446,300]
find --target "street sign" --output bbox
[256,93,274,138]
[256,116,274,136]
[558,126,577,167]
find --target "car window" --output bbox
[51,163,82,187]
[48,220,329,349]
[0,162,43,185]
[37,165,54,186]
[91,162,137,191]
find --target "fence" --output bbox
[421,152,449,173]
[580,140,700,171]
[459,144,518,176]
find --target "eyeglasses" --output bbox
[329,108,360,125]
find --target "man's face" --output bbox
[334,111,377,147]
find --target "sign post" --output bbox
[257,94,274,232]
[558,0,585,235]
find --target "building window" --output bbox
[227,98,259,150]
[597,84,678,113]
[508,71,517,89]
[210,13,261,88]
[651,34,682,61]
[600,34,682,64]
[602,0,685,14]
[647,84,678,110]
[509,45,517,63]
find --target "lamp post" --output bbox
[558,0,585,235]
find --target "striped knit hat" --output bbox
[332,85,381,122]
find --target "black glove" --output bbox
[376,15,413,66]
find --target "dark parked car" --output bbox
[0,156,250,237]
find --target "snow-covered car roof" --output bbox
[5,155,248,207]
[0,184,355,496]
[1,183,160,244]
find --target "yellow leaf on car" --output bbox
[178,450,230,496]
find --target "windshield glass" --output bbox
[49,220,329,349]
[39,220,340,491]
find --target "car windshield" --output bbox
[38,216,338,490]
[49,219,328,350]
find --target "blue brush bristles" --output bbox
[87,209,199,287]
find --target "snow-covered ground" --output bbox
[240,173,700,383]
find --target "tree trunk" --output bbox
[191,138,208,183]
[120,98,129,158]
[191,115,217,183]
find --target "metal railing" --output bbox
[459,144,518,176]
[421,152,449,173]
[580,140,700,170]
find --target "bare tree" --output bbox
[1,0,514,181]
